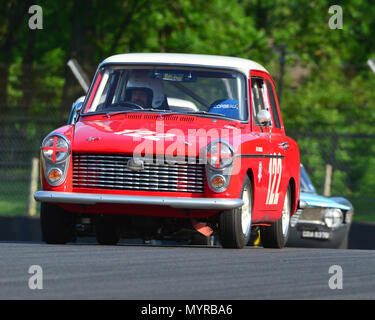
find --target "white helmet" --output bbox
[126,70,165,108]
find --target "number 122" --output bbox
[266,156,282,205]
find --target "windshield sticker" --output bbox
[150,70,196,82]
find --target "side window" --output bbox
[251,77,267,125]
[266,80,281,129]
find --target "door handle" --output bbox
[279,142,289,150]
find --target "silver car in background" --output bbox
[287,165,354,249]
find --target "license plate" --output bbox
[301,231,330,239]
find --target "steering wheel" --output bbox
[111,101,145,110]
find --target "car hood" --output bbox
[300,192,351,211]
[72,114,244,156]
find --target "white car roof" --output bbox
[100,53,268,75]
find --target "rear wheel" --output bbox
[40,202,76,244]
[219,176,252,249]
[95,216,120,245]
[261,185,291,248]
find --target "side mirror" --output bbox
[68,96,85,125]
[256,109,272,127]
[73,96,85,112]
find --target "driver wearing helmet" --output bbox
[130,89,149,108]
[125,70,169,110]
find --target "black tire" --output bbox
[261,185,291,249]
[40,202,76,244]
[219,176,253,249]
[95,216,120,245]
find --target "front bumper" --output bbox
[287,222,350,248]
[34,191,243,210]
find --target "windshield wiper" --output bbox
[155,110,238,121]
[184,111,238,121]
[103,109,162,118]
[83,109,238,122]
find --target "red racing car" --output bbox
[35,53,301,249]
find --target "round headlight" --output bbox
[207,141,234,169]
[323,209,343,228]
[42,135,69,163]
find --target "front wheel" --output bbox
[40,202,76,244]
[219,176,253,249]
[260,185,292,248]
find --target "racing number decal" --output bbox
[266,154,282,205]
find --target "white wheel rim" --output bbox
[241,186,251,237]
[282,190,290,238]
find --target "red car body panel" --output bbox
[38,55,300,226]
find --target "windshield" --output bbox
[83,66,247,121]
[300,165,317,194]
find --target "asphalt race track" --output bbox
[0,241,374,300]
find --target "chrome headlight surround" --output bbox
[206,139,234,170]
[323,208,343,229]
[41,133,71,186]
[206,140,234,193]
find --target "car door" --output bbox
[249,71,275,216]
[263,74,287,214]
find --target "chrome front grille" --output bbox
[73,153,205,193]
